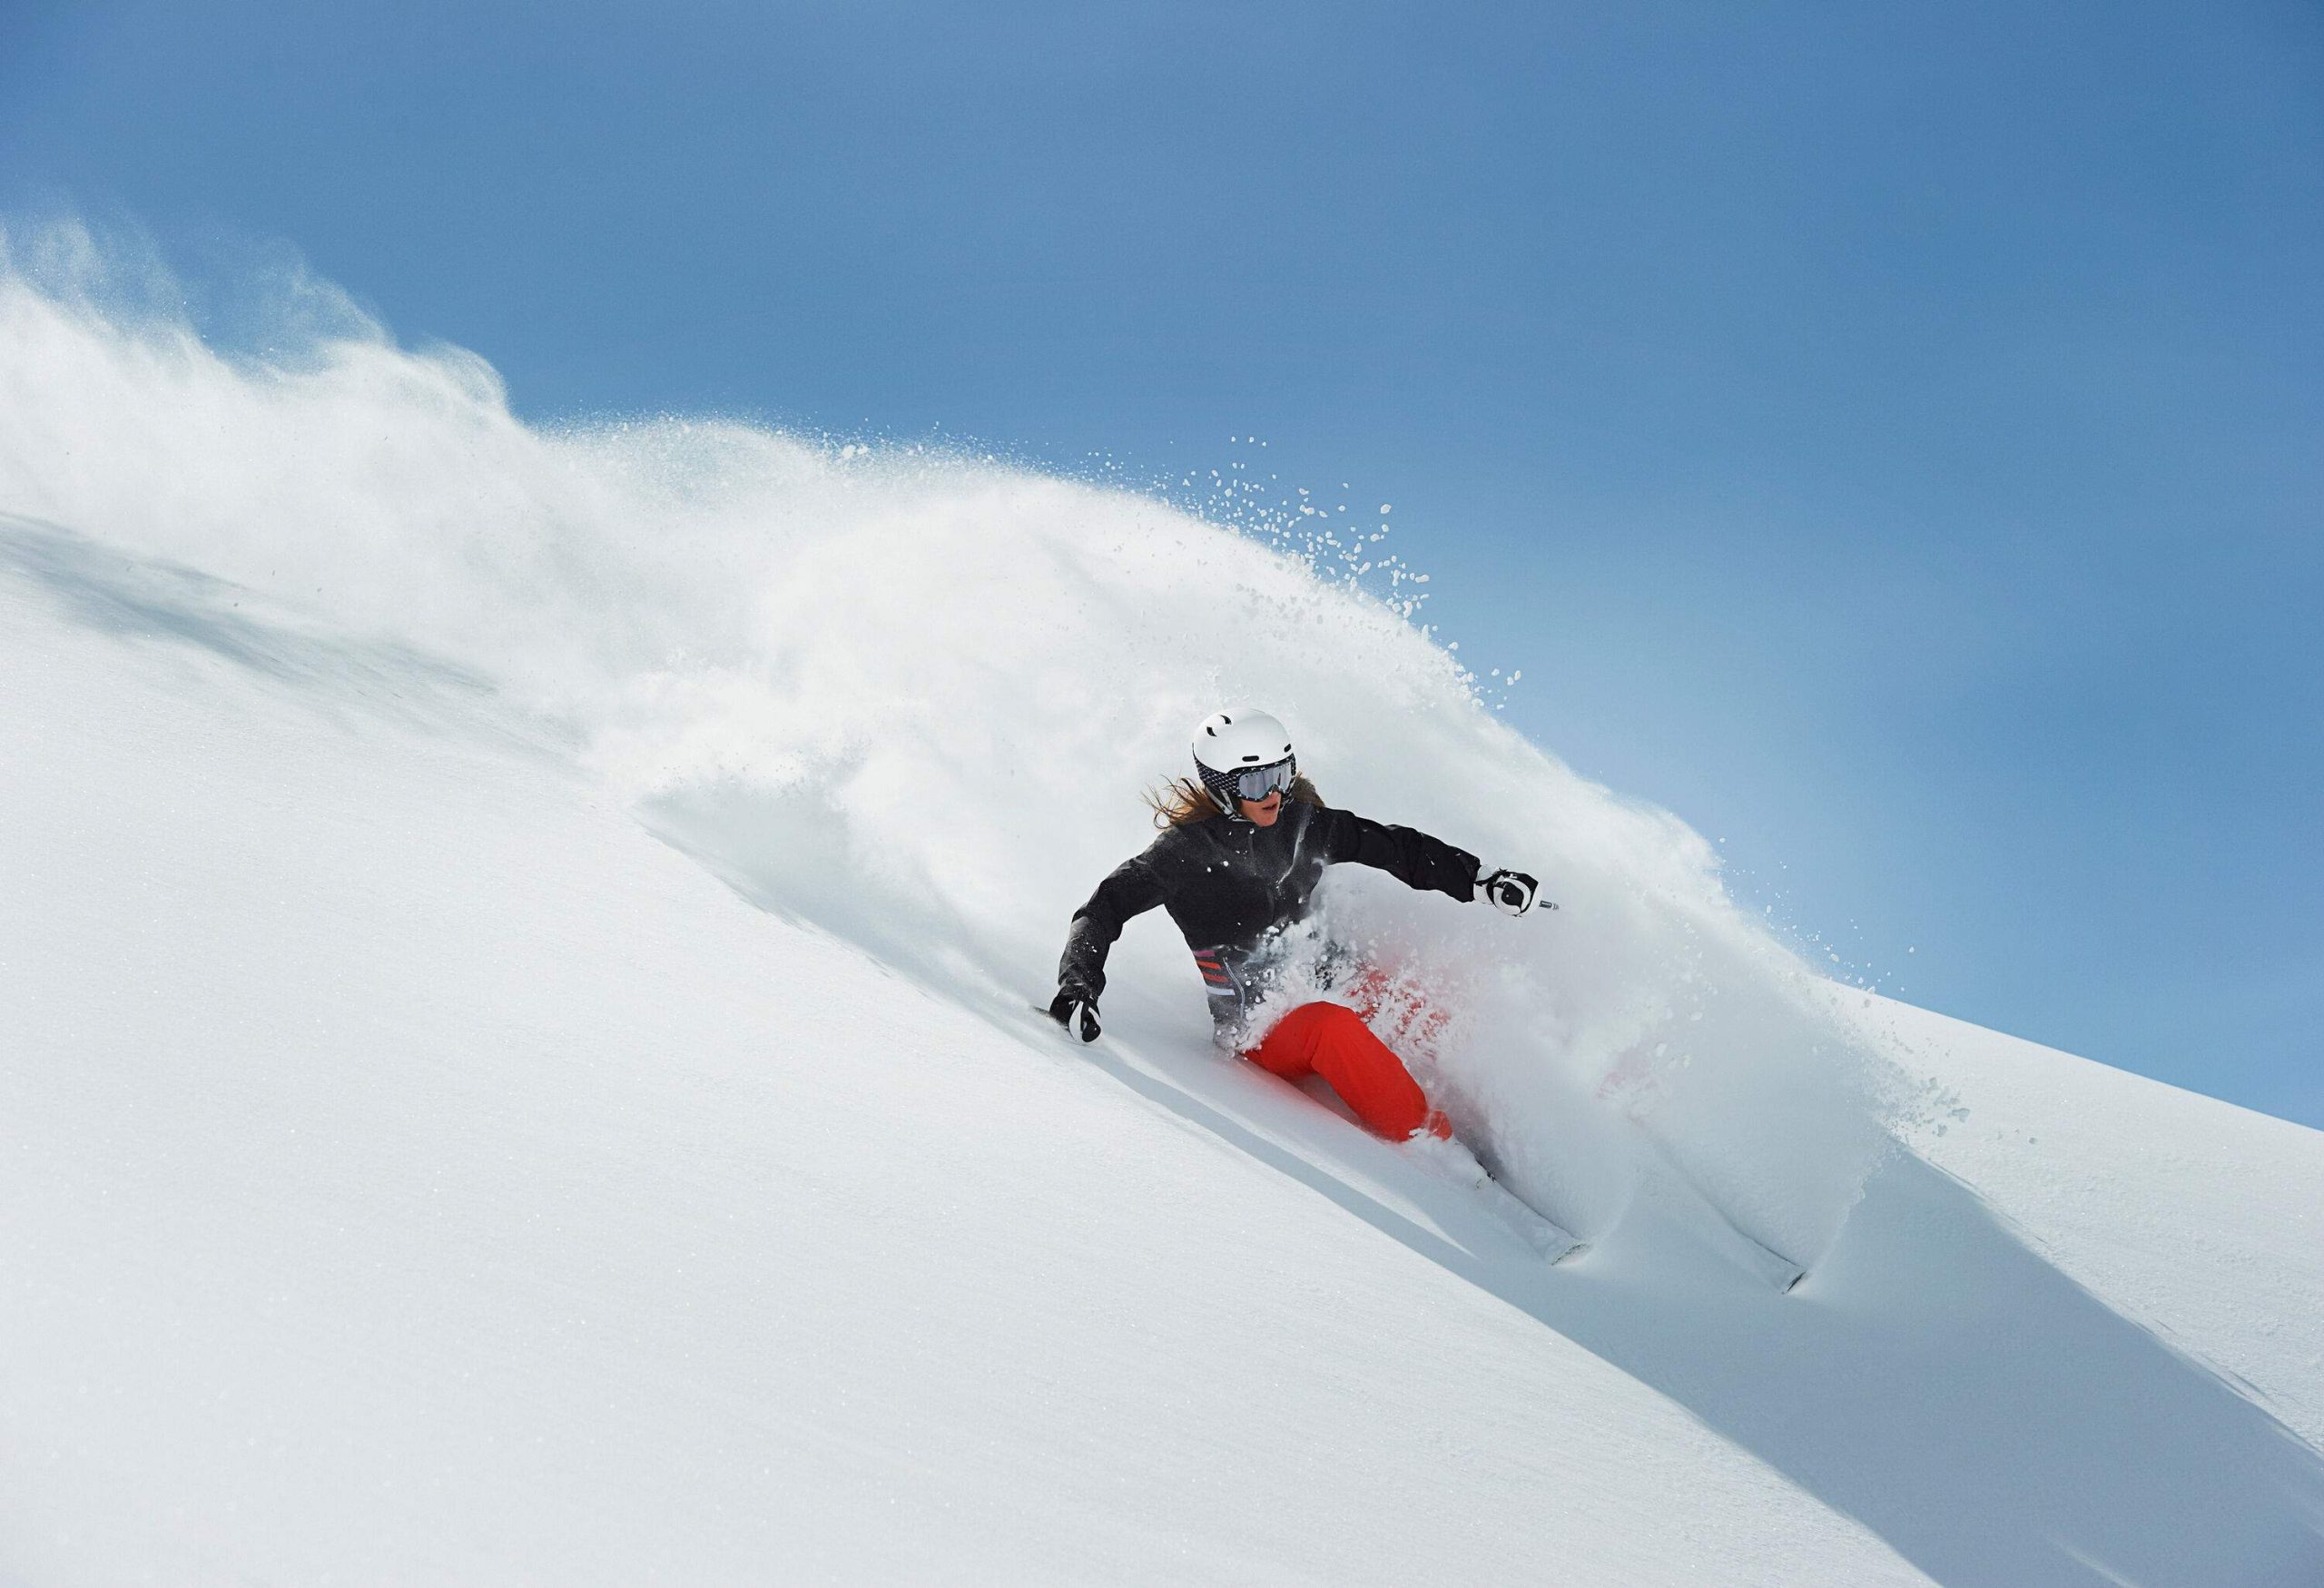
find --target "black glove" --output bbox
[1478,866,1549,917]
[1048,981,1102,1042]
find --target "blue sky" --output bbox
[5,1,2319,1124]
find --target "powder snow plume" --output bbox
[0,222,1910,1258]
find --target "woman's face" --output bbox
[1238,790,1285,826]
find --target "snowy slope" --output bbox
[1844,991,2324,1453]
[0,522,1930,1586]
[4,232,2321,1583]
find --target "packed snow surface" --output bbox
[4,229,2321,1583]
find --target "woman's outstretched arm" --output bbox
[1311,806,1481,902]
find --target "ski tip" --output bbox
[1548,1240,1590,1267]
[1777,1266,1807,1295]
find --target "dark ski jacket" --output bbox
[1059,795,1480,1043]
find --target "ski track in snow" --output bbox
[5,227,2323,1583]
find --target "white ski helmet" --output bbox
[1192,707,1297,814]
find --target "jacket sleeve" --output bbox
[1312,806,1480,902]
[1059,852,1169,998]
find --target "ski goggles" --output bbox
[1223,756,1296,804]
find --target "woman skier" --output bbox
[1049,708,1545,1143]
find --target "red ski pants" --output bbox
[1243,1001,1451,1142]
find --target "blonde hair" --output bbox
[1142,774,1324,830]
